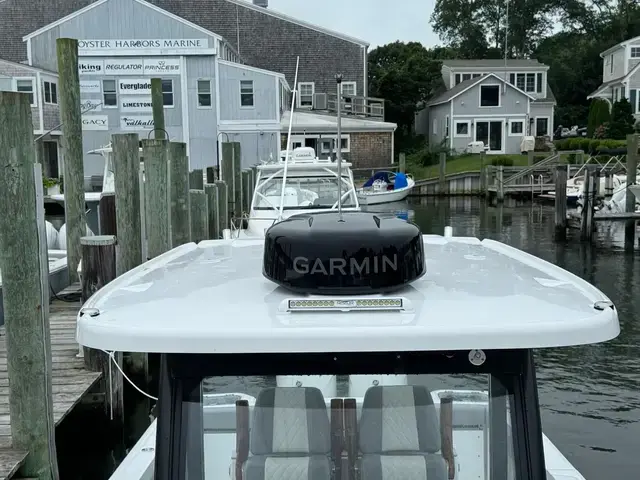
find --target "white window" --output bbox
[162,79,174,107]
[455,74,461,85]
[515,73,526,91]
[240,80,254,108]
[298,82,314,107]
[525,73,535,92]
[15,78,35,106]
[536,73,543,94]
[632,47,640,58]
[535,117,549,137]
[445,115,450,137]
[454,120,470,137]
[480,84,500,107]
[197,79,212,108]
[102,79,117,107]
[341,82,357,96]
[610,54,614,74]
[319,135,350,153]
[509,120,524,136]
[43,81,57,104]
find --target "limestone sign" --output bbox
[120,96,152,112]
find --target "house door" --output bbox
[476,120,504,153]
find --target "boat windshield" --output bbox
[158,350,545,480]
[253,175,357,210]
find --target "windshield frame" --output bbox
[153,349,546,480]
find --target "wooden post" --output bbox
[497,165,505,203]
[169,142,191,247]
[206,166,216,184]
[205,184,220,239]
[398,153,406,173]
[625,134,639,249]
[80,236,123,424]
[57,38,86,284]
[142,138,170,259]
[554,165,567,241]
[189,169,204,189]
[440,396,455,480]
[580,165,597,241]
[0,91,59,478]
[190,190,209,243]
[215,180,229,231]
[99,192,117,235]
[221,142,242,221]
[527,150,534,166]
[112,133,143,276]
[151,78,166,140]
[438,152,446,195]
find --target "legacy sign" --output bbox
[120,116,154,130]
[79,58,181,76]
[82,115,108,131]
[120,96,152,112]
[78,39,209,55]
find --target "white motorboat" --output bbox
[231,147,360,238]
[357,170,415,205]
[548,173,625,205]
[77,212,619,480]
[576,180,640,217]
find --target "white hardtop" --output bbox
[76,233,619,354]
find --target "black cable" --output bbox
[49,283,82,303]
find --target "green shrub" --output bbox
[554,137,627,154]
[608,98,636,140]
[587,98,611,138]
[490,157,514,167]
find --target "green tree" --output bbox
[587,98,611,137]
[608,98,636,140]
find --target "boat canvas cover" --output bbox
[362,171,408,189]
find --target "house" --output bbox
[0,58,61,177]
[587,35,640,118]
[416,59,556,155]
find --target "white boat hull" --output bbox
[357,178,415,206]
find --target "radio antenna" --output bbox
[335,74,343,220]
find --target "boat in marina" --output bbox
[77,207,619,480]
[576,180,640,217]
[357,170,415,205]
[548,173,625,206]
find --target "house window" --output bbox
[480,85,500,107]
[240,80,254,107]
[319,135,350,153]
[535,117,549,137]
[455,74,461,85]
[509,120,524,136]
[341,82,357,96]
[102,79,117,107]
[632,47,640,58]
[610,54,614,74]
[298,82,314,107]
[525,73,535,92]
[43,81,57,104]
[509,73,515,85]
[197,79,212,108]
[454,120,470,137]
[536,73,543,94]
[462,73,472,82]
[516,73,526,90]
[472,73,482,78]
[162,79,174,107]
[445,115,450,137]
[15,79,35,106]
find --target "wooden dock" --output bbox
[0,284,101,480]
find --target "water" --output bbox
[66,197,640,479]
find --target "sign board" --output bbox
[82,115,109,131]
[80,80,102,93]
[104,58,144,75]
[78,38,210,55]
[80,99,102,113]
[120,96,152,112]
[78,59,104,75]
[118,79,152,95]
[143,58,181,75]
[120,116,154,130]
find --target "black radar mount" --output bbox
[263,211,426,295]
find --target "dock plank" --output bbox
[0,285,102,479]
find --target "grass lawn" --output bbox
[407,153,566,180]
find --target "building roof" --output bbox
[426,73,536,107]
[0,0,368,64]
[442,59,548,69]
[599,35,640,58]
[281,110,397,133]
[75,234,619,354]
[0,57,58,76]
[587,61,640,99]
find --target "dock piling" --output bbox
[189,169,204,190]
[56,38,86,285]
[0,91,59,479]
[99,193,117,236]
[625,134,639,249]
[554,165,567,241]
[438,152,447,195]
[604,172,613,199]
[580,165,598,241]
[205,184,220,239]
[80,236,123,424]
[221,142,242,221]
[206,166,216,184]
[142,139,170,259]
[169,142,191,247]
[189,190,209,243]
[215,181,229,231]
[399,153,406,173]
[497,165,505,203]
[150,78,166,139]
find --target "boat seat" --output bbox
[243,387,333,480]
[357,385,448,480]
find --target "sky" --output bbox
[266,0,440,49]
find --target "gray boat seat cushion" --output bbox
[243,386,332,480]
[358,385,448,480]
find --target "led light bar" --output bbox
[284,297,406,312]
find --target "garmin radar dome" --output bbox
[262,211,425,295]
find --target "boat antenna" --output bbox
[277,56,300,222]
[335,73,343,220]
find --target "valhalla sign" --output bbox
[120,116,154,130]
